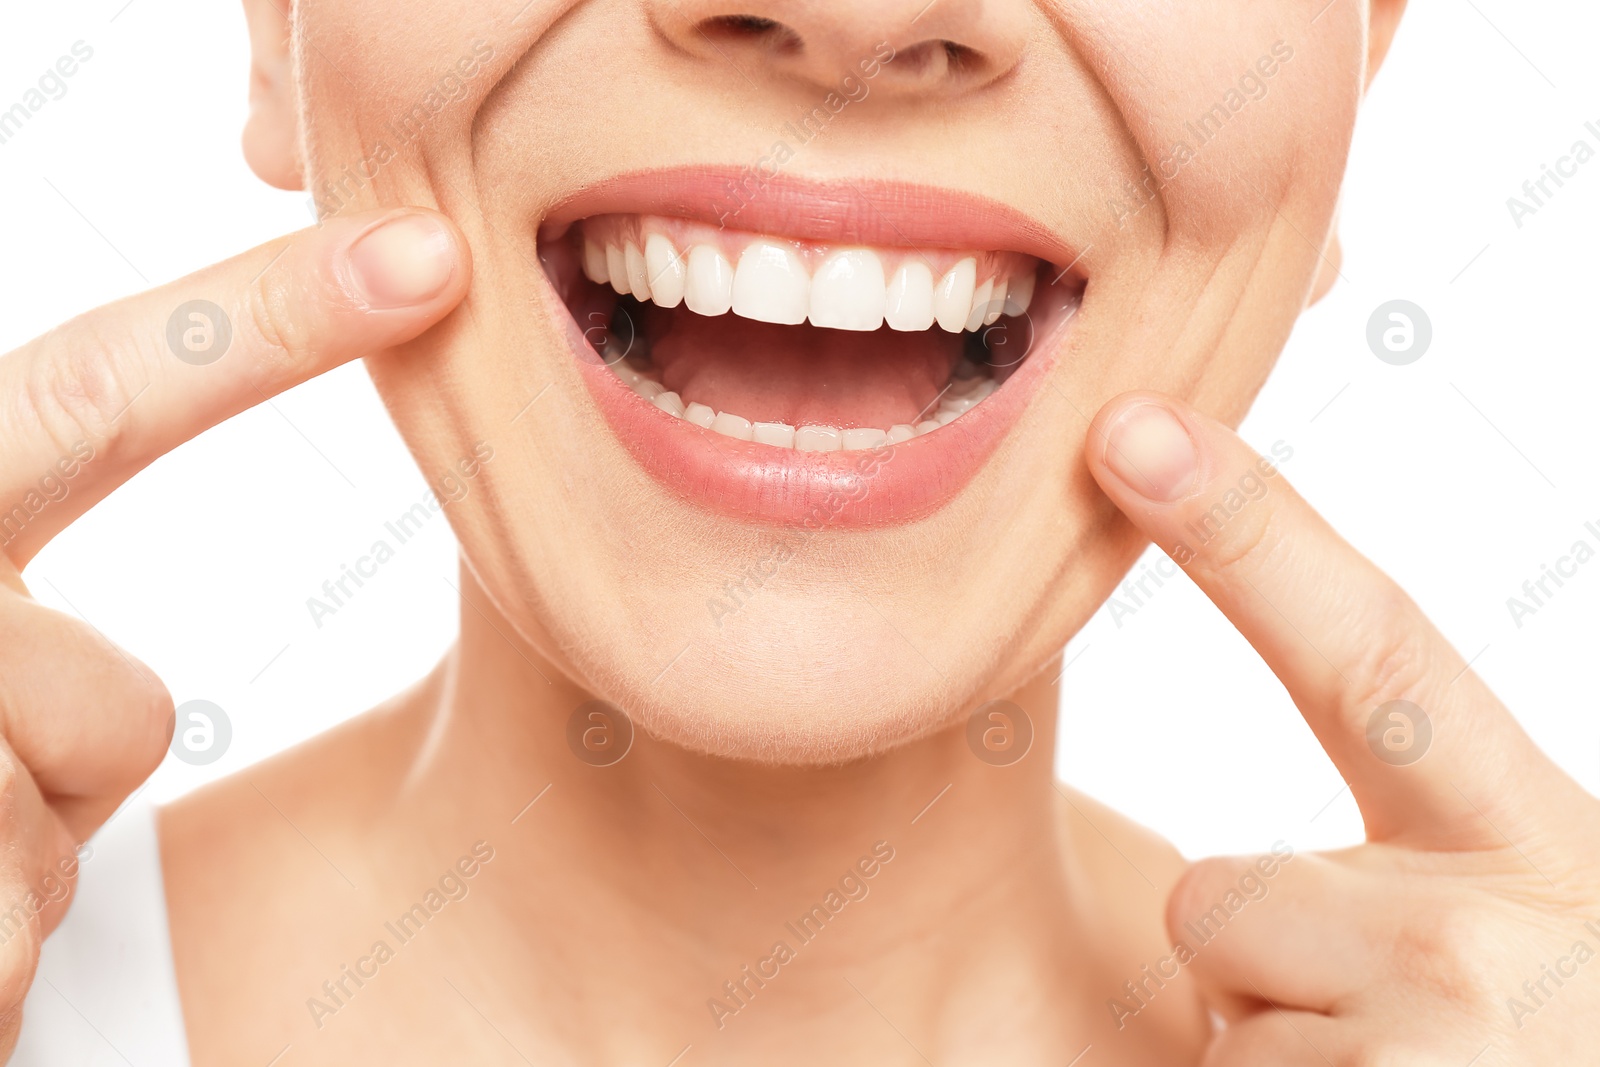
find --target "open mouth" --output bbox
[565,213,1042,449]
[538,172,1083,526]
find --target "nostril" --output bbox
[893,38,983,81]
[698,14,803,52]
[706,13,776,33]
[655,1,1027,94]
[942,40,978,73]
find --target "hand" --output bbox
[0,208,468,1056]
[1086,393,1600,1064]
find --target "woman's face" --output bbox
[256,0,1380,762]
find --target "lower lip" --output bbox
[558,302,1072,528]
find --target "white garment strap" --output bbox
[14,800,191,1066]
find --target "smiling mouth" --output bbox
[555,213,1048,450]
[537,171,1083,526]
[569,212,1043,451]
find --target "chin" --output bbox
[532,584,1067,767]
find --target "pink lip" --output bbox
[544,168,1080,265]
[539,168,1082,529]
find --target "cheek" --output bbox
[1056,1,1364,245]
[1046,6,1365,427]
[295,0,564,211]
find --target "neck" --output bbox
[392,561,1099,1062]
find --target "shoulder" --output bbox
[1053,782,1190,896]
[1052,782,1211,1063]
[157,674,437,1060]
[160,668,437,894]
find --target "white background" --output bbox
[0,1,1595,861]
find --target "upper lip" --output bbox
[540,167,1082,274]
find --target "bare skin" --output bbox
[162,593,1207,1065]
[7,0,1600,1063]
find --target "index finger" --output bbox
[0,208,469,567]
[1085,392,1575,849]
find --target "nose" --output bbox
[648,0,1029,98]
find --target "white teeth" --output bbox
[965,278,994,332]
[710,411,754,441]
[808,249,886,331]
[936,380,996,417]
[606,245,630,296]
[794,425,842,452]
[940,393,981,415]
[884,261,936,332]
[583,241,609,284]
[985,278,1008,326]
[645,234,685,309]
[934,377,985,415]
[732,240,809,325]
[933,258,977,333]
[584,224,1039,336]
[752,421,796,448]
[609,360,1004,448]
[840,427,888,450]
[685,246,734,316]
[625,243,651,300]
[1007,270,1035,315]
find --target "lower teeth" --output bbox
[607,355,998,452]
[597,297,1012,453]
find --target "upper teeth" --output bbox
[580,226,1036,334]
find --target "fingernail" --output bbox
[1102,402,1197,502]
[346,213,455,307]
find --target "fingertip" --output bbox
[1090,392,1201,505]
[338,208,469,313]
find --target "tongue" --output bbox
[642,304,963,429]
